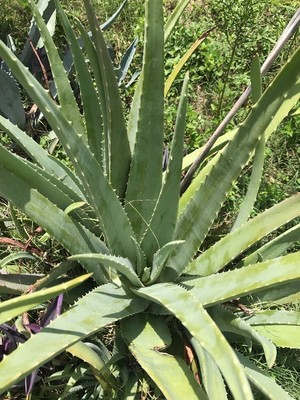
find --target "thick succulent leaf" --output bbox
[244,281,300,307]
[67,341,116,388]
[181,252,300,307]
[0,168,109,283]
[165,46,300,280]
[0,274,90,325]
[0,117,84,198]
[0,283,148,393]
[164,0,191,42]
[70,254,143,287]
[0,273,43,295]
[241,222,300,267]
[0,42,141,264]
[116,37,139,86]
[0,68,25,127]
[147,241,185,285]
[134,284,254,399]
[141,75,188,257]
[0,144,99,236]
[83,0,131,198]
[54,0,104,166]
[209,305,276,368]
[29,0,84,138]
[0,252,36,268]
[122,314,208,400]
[19,0,56,67]
[246,310,300,348]
[235,351,294,400]
[186,193,300,276]
[125,0,164,239]
[232,56,264,230]
[188,336,228,400]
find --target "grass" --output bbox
[0,0,299,398]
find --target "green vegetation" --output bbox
[0,0,299,399]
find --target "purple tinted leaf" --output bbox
[40,294,63,327]
[25,369,39,396]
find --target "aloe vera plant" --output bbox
[0,0,299,398]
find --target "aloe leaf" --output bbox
[19,0,56,67]
[242,222,300,266]
[247,310,300,348]
[164,0,191,43]
[83,0,131,199]
[70,254,143,287]
[0,68,25,127]
[141,74,188,257]
[0,252,36,268]
[0,284,148,393]
[122,314,208,400]
[134,284,253,399]
[209,305,276,368]
[0,118,84,199]
[67,341,117,388]
[100,0,128,31]
[0,42,141,263]
[182,252,300,307]
[188,336,228,400]
[116,37,139,86]
[235,351,294,400]
[165,46,300,280]
[126,0,164,239]
[0,274,91,325]
[186,193,300,276]
[29,0,84,138]
[164,31,211,97]
[147,241,185,285]
[8,202,29,240]
[0,273,42,294]
[0,168,109,283]
[245,281,300,307]
[54,0,104,166]
[232,55,264,230]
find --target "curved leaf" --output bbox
[122,314,208,400]
[0,283,148,393]
[0,274,91,325]
[134,284,254,399]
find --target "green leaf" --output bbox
[235,351,294,400]
[247,310,300,348]
[241,222,300,266]
[0,116,84,198]
[165,46,300,280]
[0,68,25,127]
[126,0,164,239]
[0,167,109,283]
[147,241,185,285]
[186,193,300,276]
[164,0,191,43]
[0,252,36,268]
[0,283,148,392]
[122,314,208,400]
[70,254,143,287]
[182,252,300,307]
[54,0,104,167]
[209,305,276,368]
[134,284,253,399]
[141,74,189,258]
[29,0,84,138]
[0,273,91,325]
[188,336,228,400]
[83,0,131,198]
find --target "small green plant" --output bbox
[0,0,299,399]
